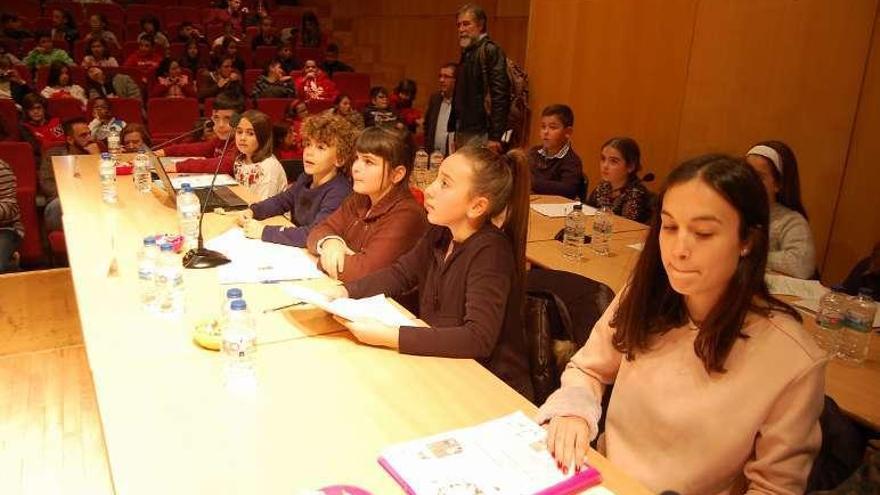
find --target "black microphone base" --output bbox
[182,248,231,269]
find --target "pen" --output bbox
[262,301,306,313]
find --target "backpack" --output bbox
[478,41,530,149]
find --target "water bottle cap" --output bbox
[226,288,242,299]
[181,183,192,192]
[572,203,582,211]
[143,235,156,246]
[159,243,173,252]
[230,299,247,310]
[101,152,110,159]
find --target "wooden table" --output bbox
[528,195,649,243]
[53,155,652,494]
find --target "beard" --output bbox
[459,35,474,48]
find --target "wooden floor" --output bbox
[0,269,114,495]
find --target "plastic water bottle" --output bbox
[107,128,121,155]
[815,289,846,354]
[137,236,159,310]
[562,203,584,261]
[839,289,876,364]
[99,152,117,204]
[412,148,429,188]
[222,299,257,382]
[592,206,613,256]
[133,151,151,193]
[154,243,184,316]
[176,183,201,251]
[221,287,243,323]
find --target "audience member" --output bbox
[276,42,300,73]
[0,55,32,104]
[49,9,78,48]
[40,62,87,108]
[0,158,22,272]
[362,86,398,128]
[178,40,205,77]
[272,122,300,160]
[123,34,163,80]
[150,58,197,98]
[423,62,457,156]
[320,43,353,77]
[84,66,142,100]
[251,58,296,100]
[121,122,151,152]
[176,22,205,44]
[528,104,583,200]
[326,93,364,130]
[295,59,337,102]
[1,14,32,41]
[19,93,65,152]
[298,11,324,48]
[41,117,102,232]
[391,78,422,133]
[81,38,118,68]
[82,14,121,52]
[587,137,651,223]
[88,96,125,143]
[251,16,280,50]
[138,16,169,52]
[23,32,74,69]
[745,141,816,279]
[197,54,243,100]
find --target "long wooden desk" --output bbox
[525,196,880,431]
[54,155,651,494]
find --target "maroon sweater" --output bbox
[162,136,237,175]
[307,184,428,283]
[345,224,534,400]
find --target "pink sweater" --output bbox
[536,294,826,495]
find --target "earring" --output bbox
[741,248,749,256]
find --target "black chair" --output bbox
[524,268,614,404]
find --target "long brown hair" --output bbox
[611,154,800,373]
[238,109,273,163]
[354,126,415,190]
[454,145,531,281]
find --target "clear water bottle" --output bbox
[839,289,876,364]
[133,151,151,193]
[222,299,257,382]
[815,289,846,354]
[154,242,184,316]
[412,148,429,188]
[221,287,243,323]
[137,236,159,310]
[99,152,118,204]
[562,203,585,261]
[592,206,613,256]
[176,183,201,251]
[107,128,121,155]
[428,148,443,183]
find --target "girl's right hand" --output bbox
[320,285,348,301]
[236,208,253,226]
[545,416,591,474]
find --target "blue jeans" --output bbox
[0,229,21,272]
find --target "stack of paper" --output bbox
[530,202,596,218]
[283,285,414,327]
[205,228,324,283]
[169,174,238,189]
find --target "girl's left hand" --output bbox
[339,318,400,349]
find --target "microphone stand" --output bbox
[181,129,236,269]
[151,120,215,152]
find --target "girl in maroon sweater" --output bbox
[326,146,534,399]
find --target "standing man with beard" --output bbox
[448,4,510,154]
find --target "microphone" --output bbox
[181,115,239,269]
[151,120,214,151]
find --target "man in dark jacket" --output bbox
[423,62,457,156]
[448,3,510,153]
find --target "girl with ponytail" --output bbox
[326,145,535,399]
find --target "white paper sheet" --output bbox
[627,242,644,251]
[205,228,324,283]
[283,285,414,327]
[765,273,829,301]
[529,202,596,217]
[169,173,238,189]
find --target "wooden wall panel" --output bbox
[823,8,880,284]
[676,0,877,268]
[526,0,698,191]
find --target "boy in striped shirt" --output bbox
[0,159,23,272]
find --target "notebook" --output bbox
[378,411,603,495]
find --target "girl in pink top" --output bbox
[537,154,826,495]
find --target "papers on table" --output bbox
[378,411,603,495]
[765,273,829,301]
[205,228,324,284]
[530,202,597,218]
[627,242,644,252]
[169,173,238,189]
[283,285,414,327]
